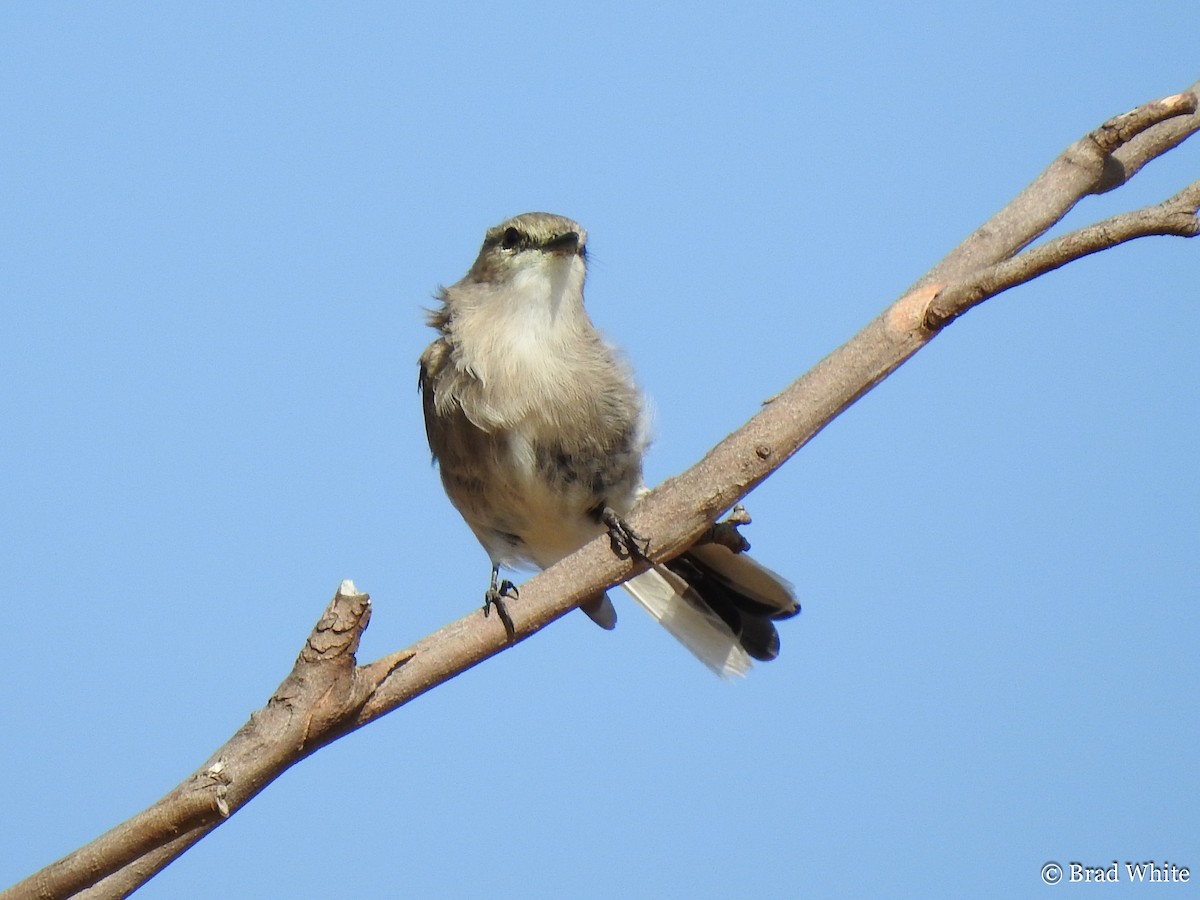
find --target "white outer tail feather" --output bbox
[620,567,752,678]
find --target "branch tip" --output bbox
[302,584,372,662]
[1092,90,1199,154]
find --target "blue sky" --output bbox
[2,3,1197,898]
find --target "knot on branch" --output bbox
[200,759,233,818]
[700,505,754,553]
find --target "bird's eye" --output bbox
[500,227,521,250]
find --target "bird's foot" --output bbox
[483,567,517,640]
[600,507,650,560]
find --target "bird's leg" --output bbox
[600,507,650,560]
[483,565,517,640]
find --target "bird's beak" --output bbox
[544,231,581,256]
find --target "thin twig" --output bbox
[927,179,1200,327]
[916,82,1198,288]
[1105,82,1200,190]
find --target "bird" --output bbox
[418,212,798,676]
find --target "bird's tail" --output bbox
[620,544,800,678]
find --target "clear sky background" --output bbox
[2,4,1197,898]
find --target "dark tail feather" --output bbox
[665,544,800,662]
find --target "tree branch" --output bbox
[4,79,1197,899]
[927,179,1200,327]
[916,81,1198,288]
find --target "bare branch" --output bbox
[4,582,402,900]
[75,832,212,900]
[916,81,1199,287]
[928,179,1200,327]
[1107,83,1200,188]
[5,80,1197,899]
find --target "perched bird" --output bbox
[418,212,798,676]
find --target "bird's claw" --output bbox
[483,570,518,640]
[601,507,650,560]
